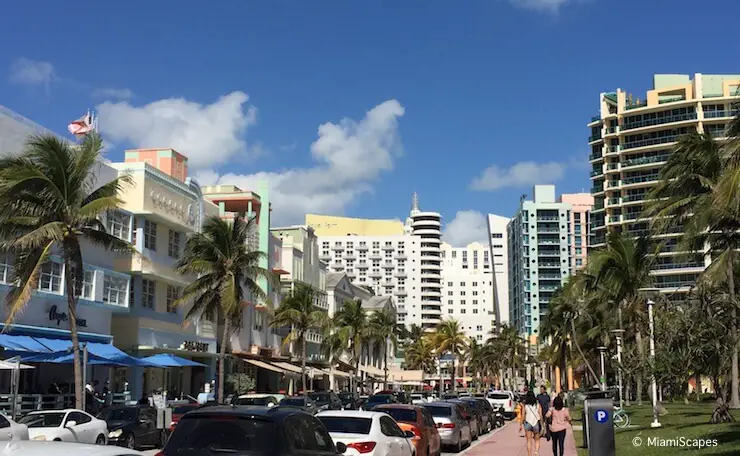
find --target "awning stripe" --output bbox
[271,362,303,374]
[244,359,286,374]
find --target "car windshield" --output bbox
[173,405,199,415]
[489,393,510,400]
[166,415,276,454]
[367,395,393,404]
[380,408,417,423]
[98,407,138,422]
[19,412,65,428]
[280,398,307,406]
[308,392,331,404]
[423,406,452,417]
[237,396,273,406]
[318,416,372,434]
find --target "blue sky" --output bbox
[2,0,739,246]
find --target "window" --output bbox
[473,309,479,314]
[107,211,131,241]
[103,275,128,306]
[476,325,483,331]
[74,269,95,300]
[576,247,583,255]
[144,220,157,250]
[142,279,156,309]
[491,233,503,239]
[460,282,466,287]
[461,309,466,314]
[167,285,180,313]
[168,230,181,258]
[448,309,453,314]
[447,291,453,296]
[447,281,453,286]
[0,254,11,284]
[38,262,62,293]
[576,258,583,267]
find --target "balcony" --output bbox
[343,252,355,259]
[369,253,383,260]
[331,244,344,251]
[356,244,368,250]
[623,154,669,168]
[622,134,682,150]
[539,262,561,268]
[623,193,647,203]
[382,263,395,269]
[356,263,368,269]
[622,173,660,185]
[588,134,603,142]
[704,109,740,119]
[537,216,560,222]
[591,184,604,194]
[394,288,408,296]
[369,271,382,278]
[319,253,331,261]
[382,244,395,250]
[589,152,603,161]
[394,271,408,278]
[622,112,697,131]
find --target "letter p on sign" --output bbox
[595,409,609,423]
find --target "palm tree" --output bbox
[271,283,329,393]
[491,324,525,391]
[434,319,468,391]
[404,336,436,374]
[0,133,133,409]
[367,308,400,389]
[645,131,740,407]
[174,214,275,404]
[333,300,369,393]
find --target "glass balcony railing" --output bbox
[607,197,621,205]
[704,109,740,119]
[622,134,681,150]
[606,126,618,134]
[658,96,686,104]
[591,185,604,193]
[607,145,621,153]
[590,115,601,122]
[623,193,647,202]
[590,170,603,177]
[607,163,620,170]
[537,216,560,221]
[623,154,670,167]
[589,134,603,142]
[625,101,648,111]
[622,112,697,130]
[623,212,640,220]
[593,202,604,210]
[623,174,660,185]
[654,262,703,270]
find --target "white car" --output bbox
[487,391,515,418]
[19,409,108,444]
[0,414,28,441]
[317,410,415,456]
[409,394,426,405]
[0,440,144,455]
[233,394,280,407]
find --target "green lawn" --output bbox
[572,403,740,455]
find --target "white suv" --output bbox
[487,391,516,419]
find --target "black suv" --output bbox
[337,392,361,410]
[308,391,343,411]
[161,406,347,455]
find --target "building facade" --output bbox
[507,185,573,338]
[486,214,510,327]
[110,149,220,400]
[589,73,740,296]
[559,194,593,272]
[407,194,443,331]
[440,242,495,342]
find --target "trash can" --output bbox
[583,391,615,456]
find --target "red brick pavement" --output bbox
[463,421,578,456]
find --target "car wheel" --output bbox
[487,419,493,433]
[95,435,106,445]
[124,433,136,449]
[53,438,62,442]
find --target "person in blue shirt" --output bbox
[537,386,552,440]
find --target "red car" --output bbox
[374,404,442,456]
[169,404,201,432]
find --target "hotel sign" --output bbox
[48,305,87,328]
[182,340,209,352]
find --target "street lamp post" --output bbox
[612,329,625,409]
[597,346,607,391]
[647,297,661,428]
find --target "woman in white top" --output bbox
[523,391,543,456]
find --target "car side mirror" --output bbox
[65,420,77,428]
[336,442,347,453]
[267,403,275,408]
[404,430,415,438]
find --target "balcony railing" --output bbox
[704,109,740,119]
[588,134,602,142]
[623,193,647,203]
[590,170,603,177]
[622,174,660,185]
[622,134,681,150]
[591,185,604,193]
[622,112,696,130]
[623,154,670,168]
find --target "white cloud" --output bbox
[8,58,56,90]
[200,100,405,226]
[96,92,257,169]
[469,161,566,191]
[92,88,133,100]
[508,0,574,13]
[443,210,490,247]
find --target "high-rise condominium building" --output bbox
[486,214,510,326]
[441,242,495,342]
[311,193,443,330]
[560,194,593,272]
[589,73,740,296]
[508,185,573,337]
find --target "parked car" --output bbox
[373,404,441,456]
[234,394,279,407]
[0,441,145,455]
[308,391,343,411]
[279,396,319,415]
[97,404,166,449]
[420,402,471,453]
[441,392,458,400]
[19,409,108,444]
[454,398,493,434]
[409,394,426,405]
[159,405,347,455]
[317,410,415,456]
[361,394,397,410]
[444,400,478,440]
[0,413,29,441]
[168,403,201,432]
[337,392,362,410]
[486,391,515,419]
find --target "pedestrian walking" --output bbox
[523,391,544,456]
[537,386,551,441]
[546,396,572,456]
[515,396,525,435]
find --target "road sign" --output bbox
[595,409,609,423]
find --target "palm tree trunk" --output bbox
[625,375,631,406]
[301,334,307,394]
[64,261,83,410]
[383,339,388,389]
[570,319,599,385]
[450,355,456,392]
[438,357,443,397]
[728,253,740,408]
[218,319,230,404]
[636,332,644,406]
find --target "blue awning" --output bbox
[0,334,51,352]
[140,353,207,367]
[22,351,130,366]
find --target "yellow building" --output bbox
[306,214,405,236]
[110,149,220,400]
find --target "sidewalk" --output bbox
[464,422,578,456]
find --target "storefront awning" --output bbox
[331,370,351,378]
[272,362,303,374]
[244,359,286,374]
[0,334,52,352]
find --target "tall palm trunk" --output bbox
[300,333,307,394]
[728,253,740,408]
[636,332,644,406]
[383,339,388,389]
[218,319,230,404]
[438,357,443,396]
[64,260,83,410]
[570,319,599,385]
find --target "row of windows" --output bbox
[322,240,407,248]
[108,211,184,260]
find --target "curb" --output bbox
[451,422,510,456]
